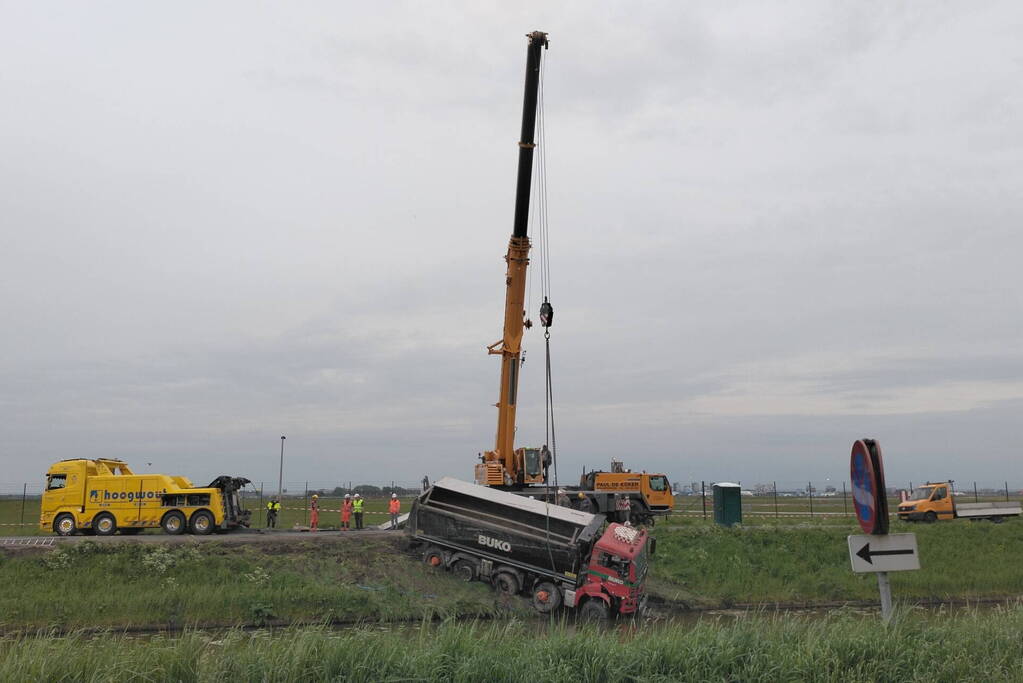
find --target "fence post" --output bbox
[1006,481,1010,502]
[773,481,778,518]
[974,482,978,503]
[304,482,309,526]
[258,483,264,528]
[20,483,27,528]
[842,481,848,516]
[701,481,707,520]
[808,481,813,518]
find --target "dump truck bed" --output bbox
[408,477,604,578]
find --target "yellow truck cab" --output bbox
[576,460,674,525]
[40,458,251,536]
[898,481,1021,524]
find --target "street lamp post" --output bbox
[278,436,286,499]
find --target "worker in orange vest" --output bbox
[388,493,401,529]
[309,494,319,531]
[340,493,353,531]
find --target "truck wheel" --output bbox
[423,547,444,568]
[161,511,187,535]
[578,599,609,621]
[93,513,117,536]
[53,513,76,537]
[493,571,520,596]
[190,510,215,535]
[451,559,476,582]
[531,581,563,614]
[925,511,937,523]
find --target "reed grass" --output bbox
[3,609,1023,682]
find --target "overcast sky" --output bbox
[2,2,1021,492]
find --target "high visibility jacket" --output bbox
[388,499,400,514]
[267,501,281,512]
[353,499,364,513]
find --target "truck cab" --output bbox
[898,482,953,522]
[576,523,651,617]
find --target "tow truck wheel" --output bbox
[925,511,937,523]
[423,547,444,568]
[452,559,476,582]
[493,571,520,596]
[93,513,117,536]
[53,513,76,537]
[190,510,215,535]
[531,581,563,614]
[161,511,187,535]
[578,599,609,621]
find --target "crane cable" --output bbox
[532,47,557,490]
[532,48,560,576]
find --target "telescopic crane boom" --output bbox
[475,31,549,489]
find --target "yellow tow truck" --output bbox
[40,458,251,536]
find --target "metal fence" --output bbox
[3,477,1021,532]
[672,479,1023,520]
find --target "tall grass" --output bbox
[0,539,501,630]
[3,609,1023,681]
[652,519,1023,605]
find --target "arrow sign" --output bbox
[848,533,920,573]
[856,543,914,565]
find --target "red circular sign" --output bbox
[850,439,888,535]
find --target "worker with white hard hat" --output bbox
[353,493,364,530]
[388,492,401,530]
[340,493,353,531]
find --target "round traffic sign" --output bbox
[850,439,884,534]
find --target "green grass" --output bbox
[0,539,502,630]
[4,610,1023,681]
[651,519,1023,606]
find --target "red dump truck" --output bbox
[408,477,653,619]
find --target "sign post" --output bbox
[849,438,918,621]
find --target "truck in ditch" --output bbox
[40,458,251,536]
[897,481,1021,523]
[408,477,653,619]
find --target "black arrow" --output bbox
[856,542,914,565]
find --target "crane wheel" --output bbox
[161,511,187,535]
[93,513,117,536]
[190,510,215,535]
[53,513,76,537]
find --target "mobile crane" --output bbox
[472,32,674,523]
[474,30,550,490]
